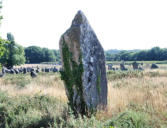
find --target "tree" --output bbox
[0,33,25,68]
[160,48,167,60]
[25,46,43,63]
[52,49,61,62]
[136,50,148,61]
[25,46,57,63]
[0,38,9,69]
[105,46,167,61]
[0,2,5,69]
[42,48,56,62]
[0,38,9,58]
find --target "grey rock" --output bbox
[107,63,113,70]
[132,61,139,70]
[138,66,144,70]
[151,63,159,69]
[4,68,10,73]
[45,68,50,72]
[120,63,127,70]
[2,67,6,74]
[42,68,45,72]
[23,68,27,74]
[14,69,19,74]
[18,68,23,73]
[10,69,15,74]
[36,69,40,73]
[53,67,58,72]
[26,67,31,72]
[36,66,40,73]
[30,71,37,78]
[30,68,35,72]
[59,11,107,114]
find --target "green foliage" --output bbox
[2,74,31,88]
[42,48,56,62]
[0,72,167,127]
[106,47,167,61]
[24,46,57,63]
[60,38,89,116]
[0,33,25,68]
[0,38,10,68]
[0,91,67,128]
[97,72,101,94]
[24,46,43,63]
[107,110,151,128]
[0,90,164,128]
[52,49,61,62]
[0,38,9,58]
[0,91,103,128]
[54,114,104,128]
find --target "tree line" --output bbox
[105,47,167,61]
[25,46,60,64]
[1,33,167,69]
[0,33,61,68]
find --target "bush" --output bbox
[106,110,151,128]
[0,91,67,128]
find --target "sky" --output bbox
[0,0,167,50]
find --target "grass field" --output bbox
[0,68,167,127]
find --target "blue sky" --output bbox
[0,0,167,50]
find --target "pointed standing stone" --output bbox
[132,61,139,70]
[59,11,107,115]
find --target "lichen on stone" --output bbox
[60,37,89,116]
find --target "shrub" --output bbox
[0,91,67,128]
[106,110,151,128]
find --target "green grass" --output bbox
[105,110,151,128]
[0,91,67,128]
[1,68,167,127]
[2,74,31,88]
[0,90,164,128]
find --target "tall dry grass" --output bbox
[107,77,167,116]
[0,69,167,125]
[0,73,67,102]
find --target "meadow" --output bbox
[0,64,167,128]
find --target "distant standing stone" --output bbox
[59,10,107,115]
[132,61,139,70]
[45,68,50,72]
[53,67,58,72]
[120,63,127,70]
[23,68,27,74]
[30,71,37,78]
[151,63,159,69]
[107,63,113,70]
